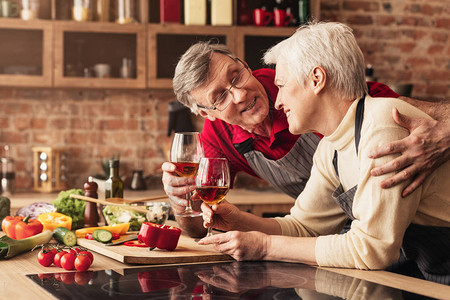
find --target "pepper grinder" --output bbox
[83,176,99,227]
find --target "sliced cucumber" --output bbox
[92,229,113,244]
[53,227,77,247]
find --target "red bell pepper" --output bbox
[138,222,181,251]
[138,269,181,292]
[1,216,44,240]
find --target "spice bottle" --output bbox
[105,160,124,199]
[83,177,99,227]
[1,145,15,196]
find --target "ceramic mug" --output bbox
[1,0,19,18]
[273,9,293,27]
[20,0,39,20]
[252,8,273,27]
[94,64,111,78]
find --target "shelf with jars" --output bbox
[0,0,320,89]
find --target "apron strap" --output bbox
[333,95,366,177]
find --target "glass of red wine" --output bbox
[195,157,230,237]
[170,132,204,217]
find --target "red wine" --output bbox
[196,186,229,205]
[173,162,199,177]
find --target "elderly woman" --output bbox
[199,22,450,283]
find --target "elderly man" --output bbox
[162,41,449,237]
[198,21,450,283]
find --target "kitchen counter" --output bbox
[1,228,449,299]
[9,188,295,217]
[3,190,449,299]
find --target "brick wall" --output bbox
[321,0,449,100]
[0,88,177,191]
[1,0,448,192]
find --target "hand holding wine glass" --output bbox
[170,132,204,217]
[195,157,230,237]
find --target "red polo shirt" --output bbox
[201,69,399,184]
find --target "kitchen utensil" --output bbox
[106,194,169,204]
[70,194,150,214]
[105,234,138,246]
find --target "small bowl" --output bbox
[135,201,171,225]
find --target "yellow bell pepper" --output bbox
[75,223,130,238]
[37,212,72,231]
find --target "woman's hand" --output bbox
[369,108,450,197]
[201,200,241,232]
[198,230,270,261]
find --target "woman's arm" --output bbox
[369,106,450,196]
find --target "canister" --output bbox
[211,0,232,26]
[184,0,206,25]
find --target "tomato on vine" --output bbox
[37,247,57,267]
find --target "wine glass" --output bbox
[195,157,230,237]
[170,132,204,217]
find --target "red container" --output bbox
[160,0,180,23]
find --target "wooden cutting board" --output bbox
[77,233,233,264]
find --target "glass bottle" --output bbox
[105,160,123,199]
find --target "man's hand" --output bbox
[162,161,197,212]
[161,162,206,238]
[369,108,450,197]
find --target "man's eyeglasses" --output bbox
[196,58,251,112]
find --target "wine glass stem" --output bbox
[207,206,213,237]
[185,191,193,213]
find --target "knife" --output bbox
[105,234,138,246]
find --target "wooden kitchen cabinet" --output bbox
[147,23,236,88]
[0,0,320,89]
[53,21,146,89]
[0,19,53,87]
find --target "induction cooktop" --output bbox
[27,261,434,299]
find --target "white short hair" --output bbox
[264,21,368,100]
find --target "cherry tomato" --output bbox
[60,252,76,270]
[38,273,54,280]
[75,271,94,285]
[112,233,120,240]
[68,248,77,256]
[60,272,75,285]
[73,247,83,254]
[75,254,92,271]
[37,248,57,267]
[78,250,94,264]
[85,233,93,240]
[124,240,148,247]
[54,250,68,268]
[54,273,63,282]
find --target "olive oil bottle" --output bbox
[105,159,123,199]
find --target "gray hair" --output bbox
[264,21,367,100]
[173,41,236,115]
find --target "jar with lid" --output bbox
[1,145,15,196]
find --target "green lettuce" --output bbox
[51,189,85,230]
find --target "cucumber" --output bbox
[92,229,113,244]
[53,227,77,246]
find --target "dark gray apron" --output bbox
[332,97,450,284]
[234,132,320,199]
